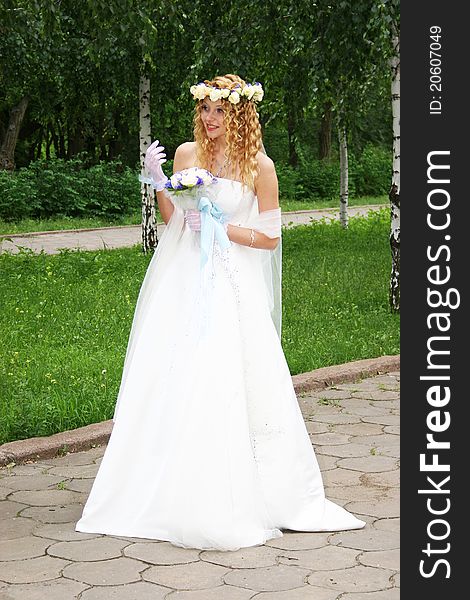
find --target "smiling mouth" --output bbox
[206,125,218,130]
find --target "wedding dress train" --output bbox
[75,177,365,551]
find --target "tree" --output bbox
[389,25,400,313]
[67,0,185,252]
[311,1,397,227]
[319,102,333,160]
[1,1,138,166]
[3,0,190,250]
[0,1,56,169]
[338,126,349,228]
[138,68,155,252]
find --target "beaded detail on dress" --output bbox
[250,426,287,467]
[213,243,241,306]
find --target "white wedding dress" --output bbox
[75,177,365,551]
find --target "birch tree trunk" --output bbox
[338,125,349,229]
[0,96,28,171]
[389,30,400,312]
[139,65,157,253]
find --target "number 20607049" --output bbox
[429,25,442,115]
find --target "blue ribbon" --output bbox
[198,196,231,270]
[192,196,231,340]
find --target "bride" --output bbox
[75,74,365,551]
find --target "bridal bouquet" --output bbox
[164,167,217,211]
[165,167,231,272]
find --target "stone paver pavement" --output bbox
[0,205,386,255]
[0,371,399,599]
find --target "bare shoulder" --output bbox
[254,151,279,210]
[256,150,276,177]
[173,141,197,171]
[174,141,196,159]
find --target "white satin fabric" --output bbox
[75,178,365,551]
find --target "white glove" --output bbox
[184,209,229,234]
[184,209,201,231]
[143,139,168,192]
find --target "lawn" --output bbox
[0,208,399,444]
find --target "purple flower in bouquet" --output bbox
[165,167,217,192]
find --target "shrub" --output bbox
[0,159,139,222]
[350,144,392,197]
[276,144,391,202]
[275,163,304,199]
[0,147,391,221]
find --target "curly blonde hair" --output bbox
[193,74,262,190]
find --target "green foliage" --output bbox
[276,144,391,200]
[275,164,304,199]
[0,149,390,222]
[0,159,139,221]
[350,144,392,196]
[297,158,346,199]
[311,0,399,130]
[1,1,397,170]
[0,211,398,443]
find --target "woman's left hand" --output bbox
[144,139,168,191]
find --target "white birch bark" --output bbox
[338,126,349,229]
[389,30,400,312]
[139,65,157,252]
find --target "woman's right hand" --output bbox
[184,209,202,231]
[144,139,169,191]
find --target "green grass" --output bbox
[282,209,399,374]
[281,195,388,213]
[0,195,388,235]
[0,209,399,444]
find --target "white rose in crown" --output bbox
[193,84,207,100]
[252,84,264,102]
[241,85,254,99]
[228,91,240,104]
[209,88,223,102]
[189,81,264,105]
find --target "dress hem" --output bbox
[75,523,284,552]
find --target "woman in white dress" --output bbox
[75,73,365,551]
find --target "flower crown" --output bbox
[190,81,264,105]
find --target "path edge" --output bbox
[0,354,399,466]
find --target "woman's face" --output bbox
[200,99,226,141]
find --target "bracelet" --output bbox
[249,228,255,247]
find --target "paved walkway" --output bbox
[0,205,386,255]
[0,371,399,599]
